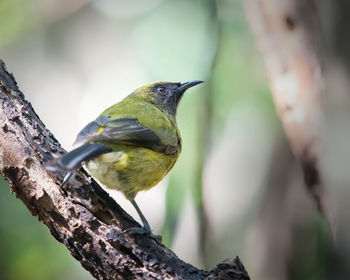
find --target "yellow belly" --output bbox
[85,146,178,200]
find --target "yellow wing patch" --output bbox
[95,126,104,135]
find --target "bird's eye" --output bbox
[157,86,166,94]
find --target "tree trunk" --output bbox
[244,0,335,237]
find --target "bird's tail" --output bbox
[45,143,111,172]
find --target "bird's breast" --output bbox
[84,145,179,200]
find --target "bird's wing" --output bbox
[74,116,179,155]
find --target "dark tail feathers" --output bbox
[45,143,111,172]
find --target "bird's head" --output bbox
[130,80,204,116]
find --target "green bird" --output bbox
[45,80,203,235]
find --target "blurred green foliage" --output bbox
[0,0,26,46]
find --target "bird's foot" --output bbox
[122,226,162,242]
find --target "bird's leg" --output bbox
[122,199,162,242]
[130,199,152,232]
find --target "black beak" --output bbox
[177,80,204,94]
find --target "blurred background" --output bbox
[0,0,339,279]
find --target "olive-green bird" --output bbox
[45,80,203,235]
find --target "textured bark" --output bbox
[244,0,335,237]
[0,60,249,280]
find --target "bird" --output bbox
[45,80,203,236]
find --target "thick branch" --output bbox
[244,0,335,236]
[0,60,249,280]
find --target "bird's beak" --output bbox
[177,80,204,94]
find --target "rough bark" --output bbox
[0,60,249,280]
[244,0,335,237]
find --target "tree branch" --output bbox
[0,60,249,280]
[244,0,336,238]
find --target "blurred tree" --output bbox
[244,0,350,279]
